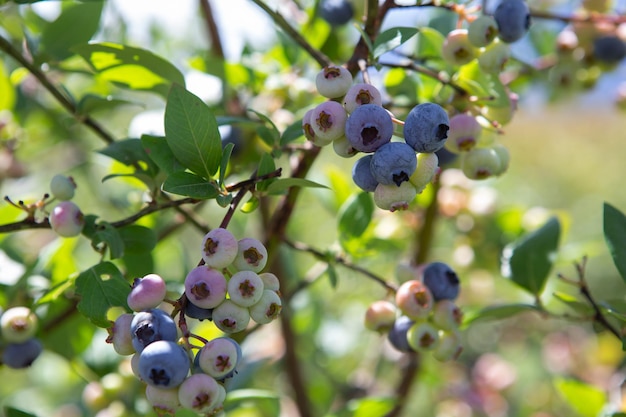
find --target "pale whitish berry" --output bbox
[409,152,439,193]
[310,101,348,145]
[184,266,228,309]
[0,306,38,343]
[468,15,499,47]
[373,181,417,212]
[491,144,510,175]
[197,337,242,379]
[478,40,511,74]
[433,330,462,362]
[442,29,478,66]
[461,147,503,180]
[178,373,224,414]
[395,280,434,320]
[332,135,358,158]
[233,238,268,272]
[130,353,142,379]
[446,114,483,153]
[49,174,76,201]
[343,83,383,113]
[227,271,265,307]
[212,300,251,333]
[407,321,440,352]
[110,313,135,355]
[127,274,167,312]
[201,228,238,269]
[249,290,282,324]
[49,201,85,237]
[302,109,316,142]
[315,65,353,99]
[364,300,397,332]
[431,300,463,331]
[259,272,280,292]
[145,385,181,415]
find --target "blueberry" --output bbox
[130,309,178,353]
[201,228,238,270]
[387,316,415,352]
[343,83,382,114]
[227,270,265,307]
[127,273,167,312]
[50,174,76,201]
[249,289,282,324]
[2,338,43,368]
[49,201,85,237]
[110,313,135,355]
[319,0,354,26]
[315,65,353,99]
[593,36,626,64]
[0,306,38,343]
[352,155,379,192]
[212,300,251,333]
[373,182,417,212]
[370,142,417,186]
[468,15,499,47]
[422,262,460,301]
[494,0,531,43]
[184,301,213,321]
[407,322,440,352]
[403,103,450,153]
[138,340,190,388]
[345,104,393,153]
[441,29,478,66]
[461,147,503,180]
[233,238,268,273]
[177,373,224,414]
[197,337,242,380]
[184,266,228,309]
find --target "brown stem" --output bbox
[385,353,421,417]
[414,181,441,265]
[199,0,225,59]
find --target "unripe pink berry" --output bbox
[343,83,383,113]
[395,280,434,319]
[49,201,85,237]
[177,373,224,414]
[364,300,397,332]
[310,101,348,145]
[127,274,167,312]
[201,228,238,269]
[184,267,228,309]
[446,114,483,153]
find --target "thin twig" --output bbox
[199,0,225,59]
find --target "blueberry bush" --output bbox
[1,0,626,416]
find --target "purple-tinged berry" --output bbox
[178,373,224,414]
[345,104,393,153]
[352,155,379,192]
[315,65,353,99]
[343,83,383,113]
[468,15,499,47]
[228,271,265,307]
[373,181,417,211]
[2,338,43,368]
[319,0,354,26]
[422,262,460,301]
[387,316,415,352]
[433,330,463,362]
[494,0,531,43]
[310,101,348,146]
[50,174,76,201]
[110,313,135,355]
[127,274,167,312]
[442,29,478,66]
[130,309,178,353]
[409,152,439,193]
[49,201,84,237]
[145,385,181,415]
[461,147,503,180]
[364,300,397,332]
[233,238,268,272]
[249,289,282,324]
[197,337,242,380]
[184,266,228,309]
[138,340,190,388]
[0,306,38,343]
[407,322,440,352]
[201,228,238,269]
[395,280,434,319]
[432,300,463,331]
[446,113,483,153]
[403,103,450,153]
[370,142,417,186]
[213,300,251,333]
[302,109,316,142]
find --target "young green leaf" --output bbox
[223,389,280,416]
[503,216,560,296]
[373,27,419,59]
[280,119,305,146]
[463,304,540,326]
[554,378,607,417]
[75,262,130,327]
[165,84,222,179]
[98,138,159,177]
[338,192,374,241]
[219,142,235,187]
[92,222,125,259]
[256,153,277,192]
[162,171,219,199]
[265,178,328,195]
[603,202,626,284]
[248,109,280,148]
[141,134,185,175]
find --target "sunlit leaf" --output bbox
[4,407,38,417]
[75,262,130,327]
[464,304,540,326]
[265,178,328,195]
[554,378,607,417]
[162,171,219,199]
[223,389,280,416]
[141,134,185,175]
[77,94,138,115]
[603,202,626,284]
[373,27,419,59]
[0,59,16,111]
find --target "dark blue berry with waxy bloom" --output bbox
[319,0,354,26]
[352,155,379,192]
[593,36,626,64]
[2,338,43,368]
[403,103,450,153]
[131,309,178,353]
[387,316,415,352]
[494,0,531,43]
[345,104,393,153]
[138,340,190,388]
[370,142,417,186]
[422,262,460,301]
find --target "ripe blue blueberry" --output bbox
[138,340,190,388]
[2,338,43,368]
[345,104,393,153]
[422,262,460,301]
[184,301,213,321]
[370,142,417,186]
[494,0,531,43]
[352,155,379,192]
[319,0,354,26]
[387,316,415,352]
[403,103,450,153]
[593,36,626,64]
[130,309,178,353]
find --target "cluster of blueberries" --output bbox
[108,228,282,415]
[365,262,463,360]
[47,174,85,238]
[0,306,43,368]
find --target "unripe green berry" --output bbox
[409,152,439,193]
[461,147,503,180]
[50,174,76,201]
[1,306,38,343]
[431,300,463,331]
[478,40,511,74]
[249,289,282,324]
[433,330,462,362]
[407,321,440,352]
[468,15,499,47]
[442,29,478,66]
[373,181,417,212]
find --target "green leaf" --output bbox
[72,42,185,98]
[0,58,16,111]
[415,27,445,59]
[464,304,540,326]
[338,192,374,241]
[123,251,154,278]
[349,397,396,417]
[98,138,159,176]
[162,171,219,199]
[75,262,130,327]
[219,142,235,186]
[77,94,138,115]
[280,119,304,146]
[164,84,222,179]
[265,178,328,195]
[373,27,419,59]
[92,222,125,259]
[256,153,277,192]
[248,109,280,148]
[118,225,157,254]
[223,389,280,416]
[504,216,560,295]
[327,263,338,289]
[141,134,185,175]
[603,202,626,283]
[553,291,594,315]
[39,2,103,62]
[554,378,607,417]
[4,407,38,417]
[241,196,260,213]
